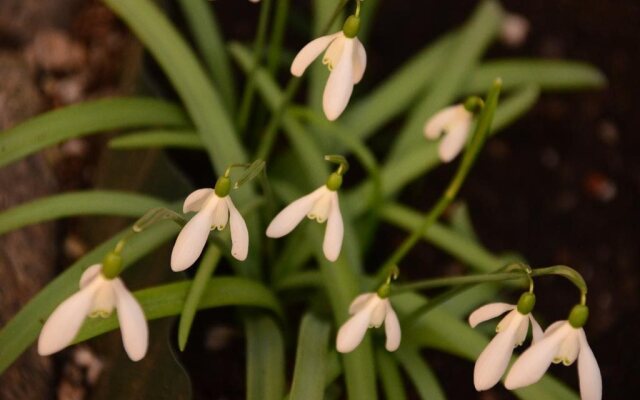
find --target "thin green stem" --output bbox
[237,0,273,132]
[266,0,290,74]
[393,272,527,294]
[376,79,502,282]
[254,0,351,162]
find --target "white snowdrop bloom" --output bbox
[336,292,400,353]
[290,16,367,121]
[171,179,249,271]
[266,176,343,262]
[505,305,601,400]
[500,13,530,48]
[424,104,474,163]
[469,293,543,391]
[38,264,148,362]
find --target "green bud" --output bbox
[102,251,123,279]
[326,173,343,191]
[342,16,360,38]
[568,304,589,328]
[377,283,391,299]
[214,176,231,197]
[463,96,485,113]
[516,292,536,315]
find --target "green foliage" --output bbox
[0,0,606,398]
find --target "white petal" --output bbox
[266,186,326,238]
[170,207,215,271]
[38,283,98,356]
[514,314,530,346]
[474,316,521,391]
[384,303,401,351]
[89,283,116,317]
[322,192,343,262]
[290,33,339,77]
[544,320,566,337]
[348,293,373,315]
[505,323,572,389]
[370,299,387,328]
[424,105,462,139]
[226,197,249,261]
[577,329,602,400]
[529,314,544,343]
[556,330,580,365]
[323,35,345,69]
[307,192,332,223]
[468,303,515,328]
[79,264,102,289]
[183,189,214,213]
[438,119,471,163]
[323,38,355,121]
[211,197,229,230]
[113,279,148,361]
[336,302,375,353]
[352,38,367,84]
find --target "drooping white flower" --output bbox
[266,183,343,262]
[171,184,249,271]
[469,296,543,391]
[336,292,400,353]
[505,316,602,400]
[424,104,473,163]
[290,17,367,121]
[38,264,148,362]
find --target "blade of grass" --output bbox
[0,97,189,168]
[177,244,222,351]
[394,347,446,400]
[245,314,285,400]
[289,313,331,400]
[176,0,236,111]
[388,0,503,161]
[109,130,204,150]
[76,277,282,342]
[0,191,166,236]
[376,348,408,400]
[464,59,606,94]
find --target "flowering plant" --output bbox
[0,0,606,398]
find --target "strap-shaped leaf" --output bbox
[76,278,283,342]
[110,130,204,150]
[245,314,285,400]
[0,191,166,236]
[289,313,331,400]
[395,347,446,400]
[0,98,189,168]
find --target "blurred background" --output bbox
[0,0,638,398]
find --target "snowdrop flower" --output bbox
[424,104,474,163]
[505,305,601,400]
[171,176,249,271]
[38,254,148,361]
[469,293,543,391]
[336,289,400,353]
[266,173,343,261]
[290,15,366,120]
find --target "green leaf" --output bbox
[289,313,331,400]
[0,191,166,236]
[176,0,236,112]
[0,221,179,375]
[245,314,285,400]
[394,347,446,400]
[103,0,249,190]
[0,98,188,168]
[109,130,204,150]
[388,0,503,160]
[75,277,282,342]
[376,348,407,400]
[465,60,606,94]
[177,245,222,351]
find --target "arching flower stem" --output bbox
[374,79,502,285]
